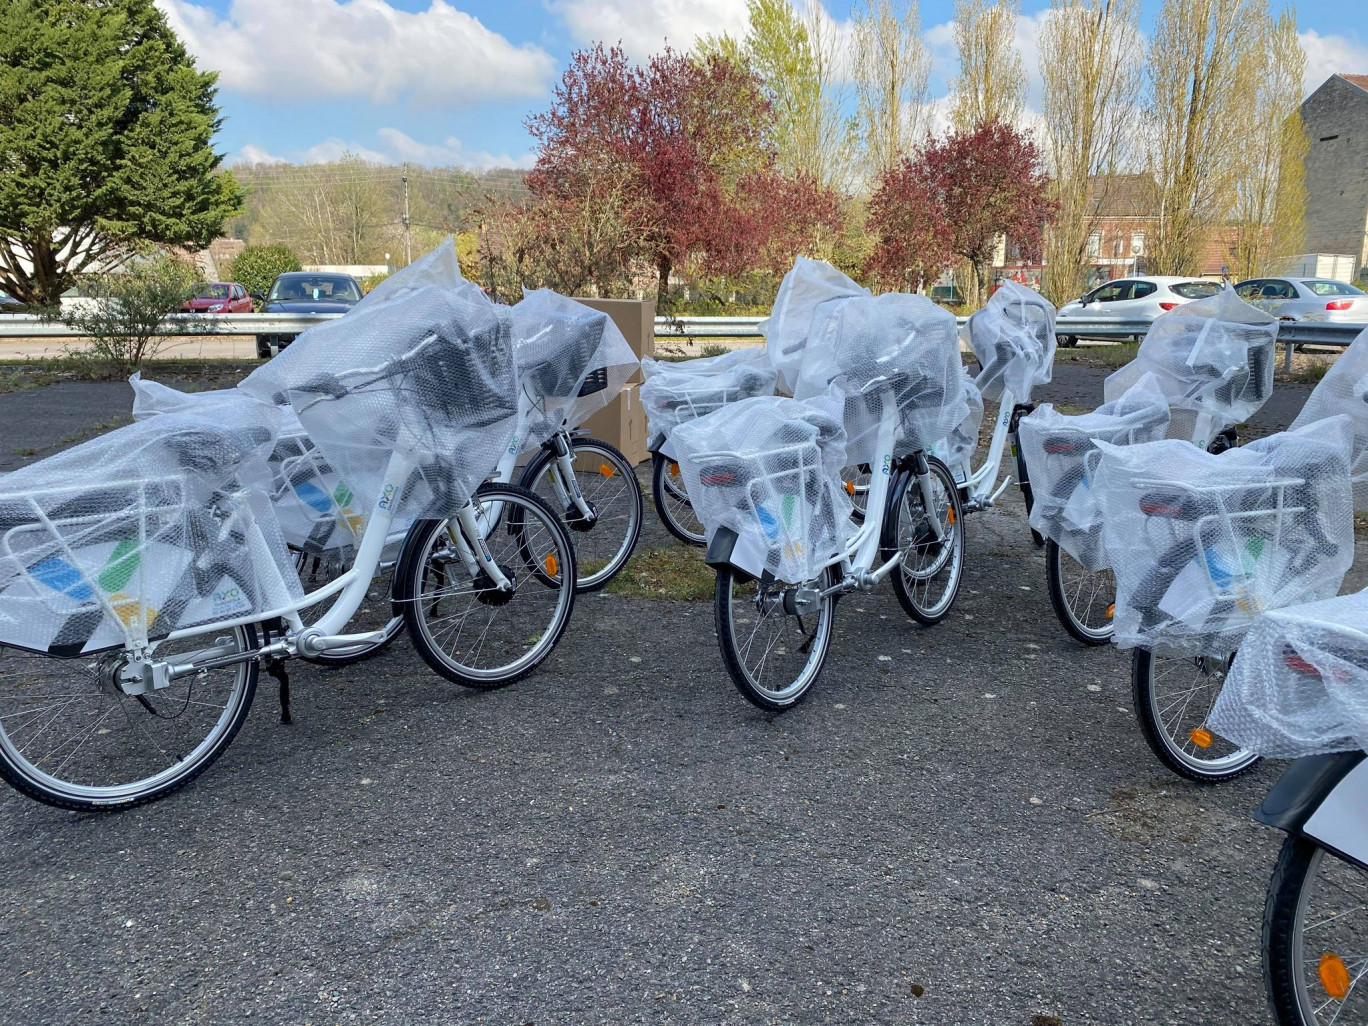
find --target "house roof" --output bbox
[1340,74,1368,92]
[1087,174,1159,218]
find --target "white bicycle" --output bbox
[0,339,577,811]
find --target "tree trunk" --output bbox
[655,253,671,311]
[970,257,989,309]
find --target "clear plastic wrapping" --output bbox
[1103,287,1277,425]
[1092,417,1356,656]
[0,401,302,655]
[241,240,518,519]
[672,391,854,583]
[760,258,870,394]
[937,370,984,471]
[794,293,967,466]
[640,349,778,456]
[1290,325,1368,510]
[966,281,1056,402]
[1209,588,1368,758]
[1018,374,1171,570]
[509,290,639,449]
[131,377,368,562]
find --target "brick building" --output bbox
[1301,73,1368,279]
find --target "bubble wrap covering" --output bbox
[966,281,1056,403]
[241,241,518,519]
[509,290,639,449]
[640,349,778,453]
[760,258,870,394]
[1291,326,1368,510]
[0,400,302,655]
[1103,288,1277,426]
[1092,417,1356,656]
[1208,589,1368,758]
[937,370,984,471]
[1018,374,1171,571]
[131,377,367,561]
[794,293,967,467]
[672,392,853,583]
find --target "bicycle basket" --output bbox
[1017,374,1171,571]
[1092,421,1355,656]
[1210,587,1368,758]
[639,359,778,448]
[966,281,1056,403]
[672,393,852,583]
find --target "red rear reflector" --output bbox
[1140,501,1183,516]
[1159,301,1180,311]
[1283,651,1321,676]
[700,472,737,486]
[1327,300,1353,311]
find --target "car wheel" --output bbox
[255,336,271,360]
[1059,335,1078,348]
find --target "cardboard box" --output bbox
[579,382,648,467]
[573,298,655,384]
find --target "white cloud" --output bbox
[1299,30,1368,97]
[228,131,531,170]
[376,128,536,170]
[156,0,555,106]
[548,0,751,58]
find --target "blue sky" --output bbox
[153,0,1368,172]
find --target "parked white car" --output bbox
[1055,276,1224,345]
[1233,276,1368,323]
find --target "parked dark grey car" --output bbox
[256,272,363,359]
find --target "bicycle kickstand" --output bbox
[264,657,292,725]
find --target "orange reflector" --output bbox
[599,463,615,477]
[947,507,956,525]
[845,480,856,496]
[668,462,680,477]
[1189,728,1213,749]
[1106,602,1115,619]
[544,553,558,577]
[1321,952,1351,1000]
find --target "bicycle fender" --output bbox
[877,464,915,559]
[705,527,740,570]
[1258,752,1367,860]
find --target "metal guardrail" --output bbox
[0,312,1361,370]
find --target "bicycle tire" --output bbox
[395,483,576,690]
[887,455,965,626]
[1044,539,1115,646]
[1264,835,1368,1024]
[517,436,643,592]
[715,564,836,713]
[1131,647,1261,783]
[0,623,260,812]
[651,453,705,546]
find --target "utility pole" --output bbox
[402,162,412,266]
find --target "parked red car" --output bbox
[181,282,254,313]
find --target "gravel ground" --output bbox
[0,367,1354,1026]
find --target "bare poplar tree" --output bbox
[852,0,932,185]
[798,2,857,190]
[1144,0,1264,275]
[949,0,1027,132]
[1040,0,1142,305]
[1229,5,1307,280]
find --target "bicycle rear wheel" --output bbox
[0,624,259,811]
[1044,540,1115,646]
[518,436,643,592]
[887,456,965,625]
[1131,647,1260,782]
[1265,835,1368,1025]
[651,453,706,546]
[396,483,576,690]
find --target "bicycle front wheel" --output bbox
[715,565,836,713]
[1044,539,1115,646]
[651,454,706,546]
[0,624,259,811]
[296,549,403,665]
[888,456,965,625]
[1266,836,1368,1025]
[518,437,643,592]
[1131,648,1260,782]
[396,483,576,690]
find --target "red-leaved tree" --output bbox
[524,43,840,305]
[868,121,1056,306]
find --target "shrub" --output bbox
[59,253,200,371]
[228,244,301,299]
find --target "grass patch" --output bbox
[1281,357,1335,385]
[0,356,255,395]
[605,545,716,601]
[1357,512,1368,540]
[1055,341,1139,369]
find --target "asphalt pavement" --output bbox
[0,367,1352,1026]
